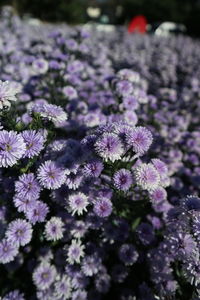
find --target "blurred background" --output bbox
[0,0,200,37]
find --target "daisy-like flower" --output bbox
[124,111,138,126]
[54,276,72,300]
[95,133,124,162]
[126,126,153,156]
[32,58,49,75]
[15,173,40,201]
[13,195,37,213]
[21,130,45,158]
[33,103,67,125]
[67,239,85,264]
[151,158,168,179]
[0,239,19,264]
[0,130,26,167]
[119,244,139,266]
[113,168,133,191]
[116,80,133,96]
[134,163,160,191]
[37,160,66,190]
[63,86,78,100]
[93,198,113,218]
[2,290,25,300]
[6,219,33,247]
[33,262,57,291]
[68,192,88,215]
[26,201,49,224]
[44,217,64,241]
[150,187,167,202]
[0,80,21,109]
[81,255,102,277]
[83,160,104,178]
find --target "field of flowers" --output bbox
[1,7,200,300]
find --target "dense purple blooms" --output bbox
[113,168,133,191]
[6,219,32,246]
[21,130,45,158]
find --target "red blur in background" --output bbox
[128,15,147,34]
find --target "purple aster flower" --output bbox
[183,195,200,212]
[66,173,83,190]
[168,232,197,260]
[0,80,21,109]
[81,254,102,276]
[71,220,88,239]
[37,160,66,190]
[13,195,36,213]
[95,133,124,162]
[150,187,167,202]
[83,160,104,178]
[119,244,138,266]
[122,95,139,110]
[116,80,133,96]
[124,111,138,126]
[137,223,154,245]
[0,130,26,167]
[126,126,153,156]
[68,192,88,215]
[33,262,57,290]
[32,58,48,75]
[26,201,49,224]
[54,276,72,299]
[72,290,87,300]
[44,217,64,241]
[6,219,32,247]
[67,239,85,264]
[95,272,111,294]
[2,290,25,300]
[0,239,19,263]
[33,103,67,125]
[113,168,133,191]
[15,173,40,201]
[134,163,160,191]
[21,130,45,158]
[63,86,78,100]
[93,198,113,218]
[151,158,168,179]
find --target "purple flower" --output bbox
[63,86,78,100]
[54,276,72,299]
[134,163,160,191]
[83,160,104,178]
[116,80,133,96]
[0,80,21,109]
[183,195,200,212]
[33,103,67,125]
[13,195,36,213]
[151,158,168,179]
[137,223,154,245]
[93,198,113,218]
[150,187,167,202]
[2,290,25,300]
[37,160,66,190]
[15,173,40,201]
[124,110,138,126]
[6,219,32,247]
[119,244,138,265]
[68,192,88,215]
[44,217,64,241]
[0,239,19,263]
[126,126,153,156]
[95,133,124,162]
[0,130,26,167]
[32,58,48,74]
[21,130,45,158]
[33,262,57,290]
[26,201,49,224]
[81,255,102,276]
[72,290,87,300]
[122,95,139,110]
[67,239,85,264]
[113,168,133,191]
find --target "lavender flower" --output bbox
[95,133,124,162]
[26,201,49,224]
[67,239,85,264]
[119,244,138,266]
[0,80,21,109]
[44,217,64,241]
[54,276,72,299]
[37,160,66,190]
[2,290,25,300]
[15,173,40,200]
[6,219,33,246]
[32,58,49,75]
[33,262,57,290]
[68,192,88,215]
[33,103,67,125]
[0,239,19,263]
[126,126,153,156]
[134,163,160,191]
[21,130,45,158]
[63,86,78,100]
[113,168,133,191]
[0,130,26,167]
[83,160,104,178]
[93,198,113,218]
[13,195,36,213]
